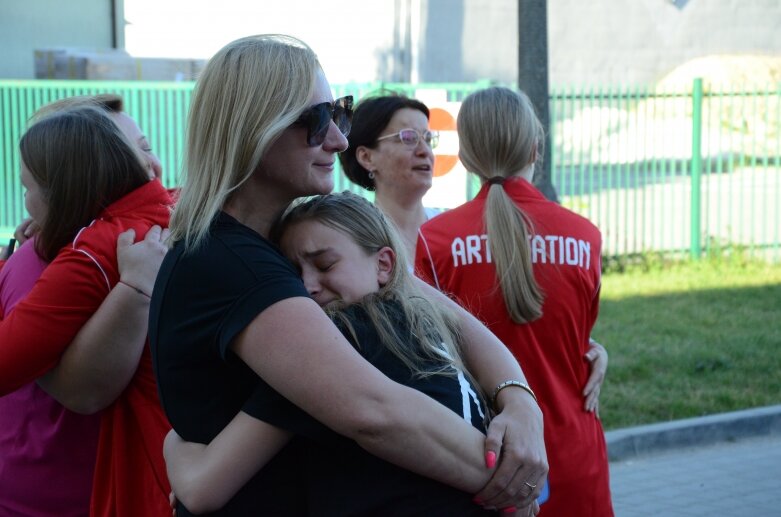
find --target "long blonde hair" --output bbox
[457,87,544,323]
[170,34,320,251]
[271,192,466,379]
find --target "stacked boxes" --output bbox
[34,48,206,81]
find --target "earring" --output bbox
[368,170,376,180]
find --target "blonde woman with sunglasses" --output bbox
[339,94,441,262]
[151,35,546,515]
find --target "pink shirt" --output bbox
[0,239,101,517]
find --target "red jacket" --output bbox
[416,177,613,517]
[0,180,174,517]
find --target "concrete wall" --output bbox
[0,0,121,79]
[547,0,781,85]
[417,0,781,86]
[5,0,778,85]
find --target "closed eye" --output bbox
[139,138,153,153]
[317,263,335,273]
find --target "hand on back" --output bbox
[117,225,170,298]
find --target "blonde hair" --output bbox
[457,87,544,323]
[271,191,467,380]
[170,34,320,251]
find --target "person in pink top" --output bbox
[0,239,100,517]
[0,96,169,517]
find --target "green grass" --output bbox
[594,255,781,430]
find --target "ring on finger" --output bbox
[524,480,537,490]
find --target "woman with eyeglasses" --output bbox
[150,34,546,515]
[339,94,441,262]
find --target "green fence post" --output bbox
[690,78,703,259]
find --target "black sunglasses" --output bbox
[293,95,353,147]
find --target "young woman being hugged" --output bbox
[164,192,510,515]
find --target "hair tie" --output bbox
[485,176,506,186]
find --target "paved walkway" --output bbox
[609,433,781,516]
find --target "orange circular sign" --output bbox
[429,107,459,177]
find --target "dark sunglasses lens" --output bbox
[307,103,332,146]
[334,106,351,137]
[336,96,353,137]
[304,96,353,146]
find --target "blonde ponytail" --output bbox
[484,182,543,323]
[458,86,545,323]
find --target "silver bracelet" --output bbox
[491,380,538,411]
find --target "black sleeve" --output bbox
[239,305,381,443]
[216,251,310,360]
[240,380,337,442]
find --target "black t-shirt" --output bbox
[149,211,310,516]
[246,300,495,516]
[150,212,494,515]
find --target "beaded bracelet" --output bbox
[491,380,538,411]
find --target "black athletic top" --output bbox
[150,211,309,516]
[246,300,495,516]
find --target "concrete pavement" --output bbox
[606,405,781,516]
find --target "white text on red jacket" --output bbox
[450,234,592,270]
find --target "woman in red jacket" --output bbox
[0,105,174,516]
[416,86,614,517]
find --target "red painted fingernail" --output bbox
[485,450,497,469]
[501,506,517,514]
[472,496,483,504]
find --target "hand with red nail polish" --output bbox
[485,450,497,469]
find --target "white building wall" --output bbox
[547,0,781,85]
[429,0,781,86]
[0,0,118,79]
[3,0,779,84]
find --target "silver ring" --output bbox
[524,481,537,490]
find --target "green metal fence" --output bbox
[0,80,194,202]
[550,80,781,260]
[2,79,779,261]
